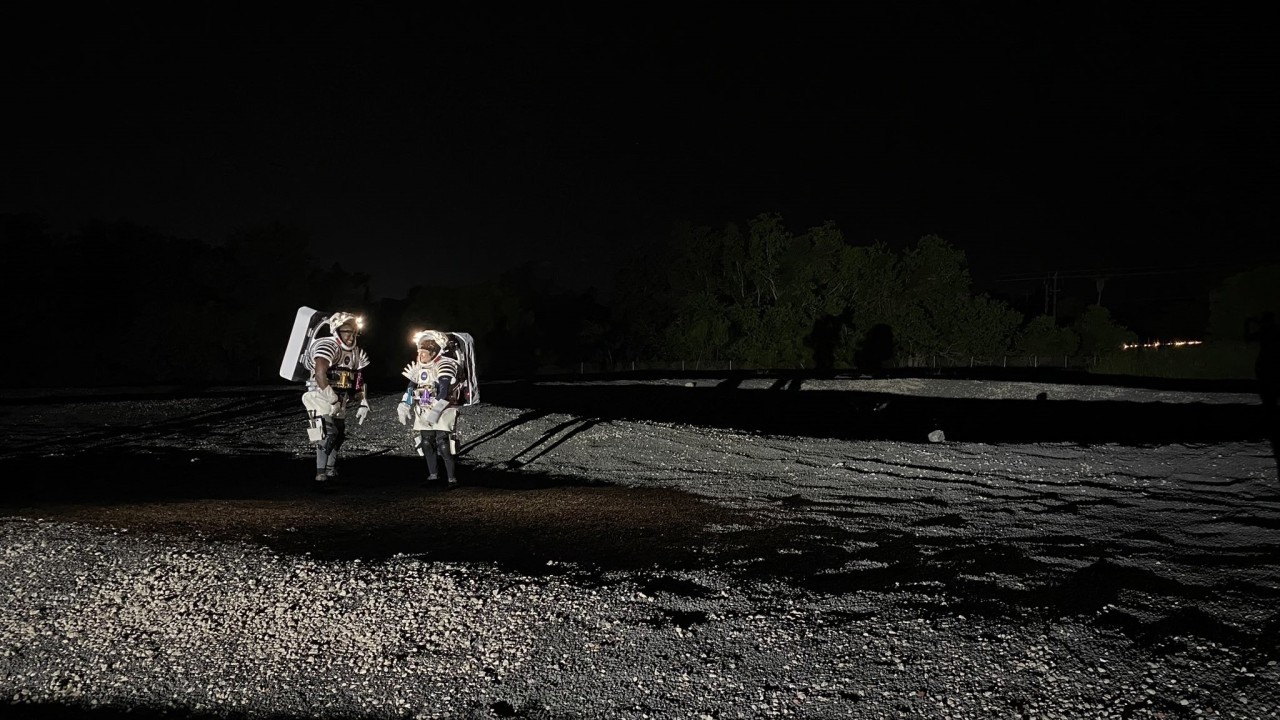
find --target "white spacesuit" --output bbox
[398,330,462,487]
[301,312,371,486]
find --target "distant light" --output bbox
[1121,340,1203,350]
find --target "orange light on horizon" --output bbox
[1121,340,1204,350]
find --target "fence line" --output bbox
[535,355,1102,376]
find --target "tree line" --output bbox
[1,213,607,386]
[3,212,1273,387]
[606,214,1146,371]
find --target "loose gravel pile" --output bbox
[4,518,1277,719]
[2,377,1278,718]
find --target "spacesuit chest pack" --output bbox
[326,347,364,397]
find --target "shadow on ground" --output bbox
[483,375,1271,445]
[3,373,1278,663]
[5,445,1279,654]
[0,448,757,578]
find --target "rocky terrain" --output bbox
[1,373,1277,719]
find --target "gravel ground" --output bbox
[1,375,1278,719]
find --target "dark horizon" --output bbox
[5,206,1267,347]
[5,7,1278,347]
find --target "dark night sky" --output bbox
[5,6,1278,315]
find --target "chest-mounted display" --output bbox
[327,368,363,394]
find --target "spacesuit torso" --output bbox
[406,354,459,431]
[307,337,370,419]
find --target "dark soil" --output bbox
[0,449,764,577]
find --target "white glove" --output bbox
[395,402,412,426]
[356,399,370,426]
[320,385,339,406]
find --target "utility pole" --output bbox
[1052,271,1059,319]
[1045,272,1060,319]
[1095,276,1106,306]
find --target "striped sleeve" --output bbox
[308,337,338,368]
[436,356,458,382]
[355,347,371,370]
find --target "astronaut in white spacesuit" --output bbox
[397,330,462,488]
[301,312,371,486]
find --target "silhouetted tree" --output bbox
[615,217,1022,371]
[806,312,847,373]
[220,223,317,381]
[727,214,827,368]
[891,235,1021,364]
[1246,311,1279,409]
[608,238,672,363]
[69,220,220,384]
[1074,305,1138,358]
[2,214,60,383]
[853,323,895,373]
[1208,264,1280,342]
[1016,315,1081,358]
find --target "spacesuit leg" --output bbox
[316,416,347,478]
[418,430,440,480]
[433,430,456,481]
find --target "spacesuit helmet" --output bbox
[328,312,364,350]
[412,330,450,358]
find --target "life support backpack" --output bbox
[445,332,480,406]
[279,306,331,382]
